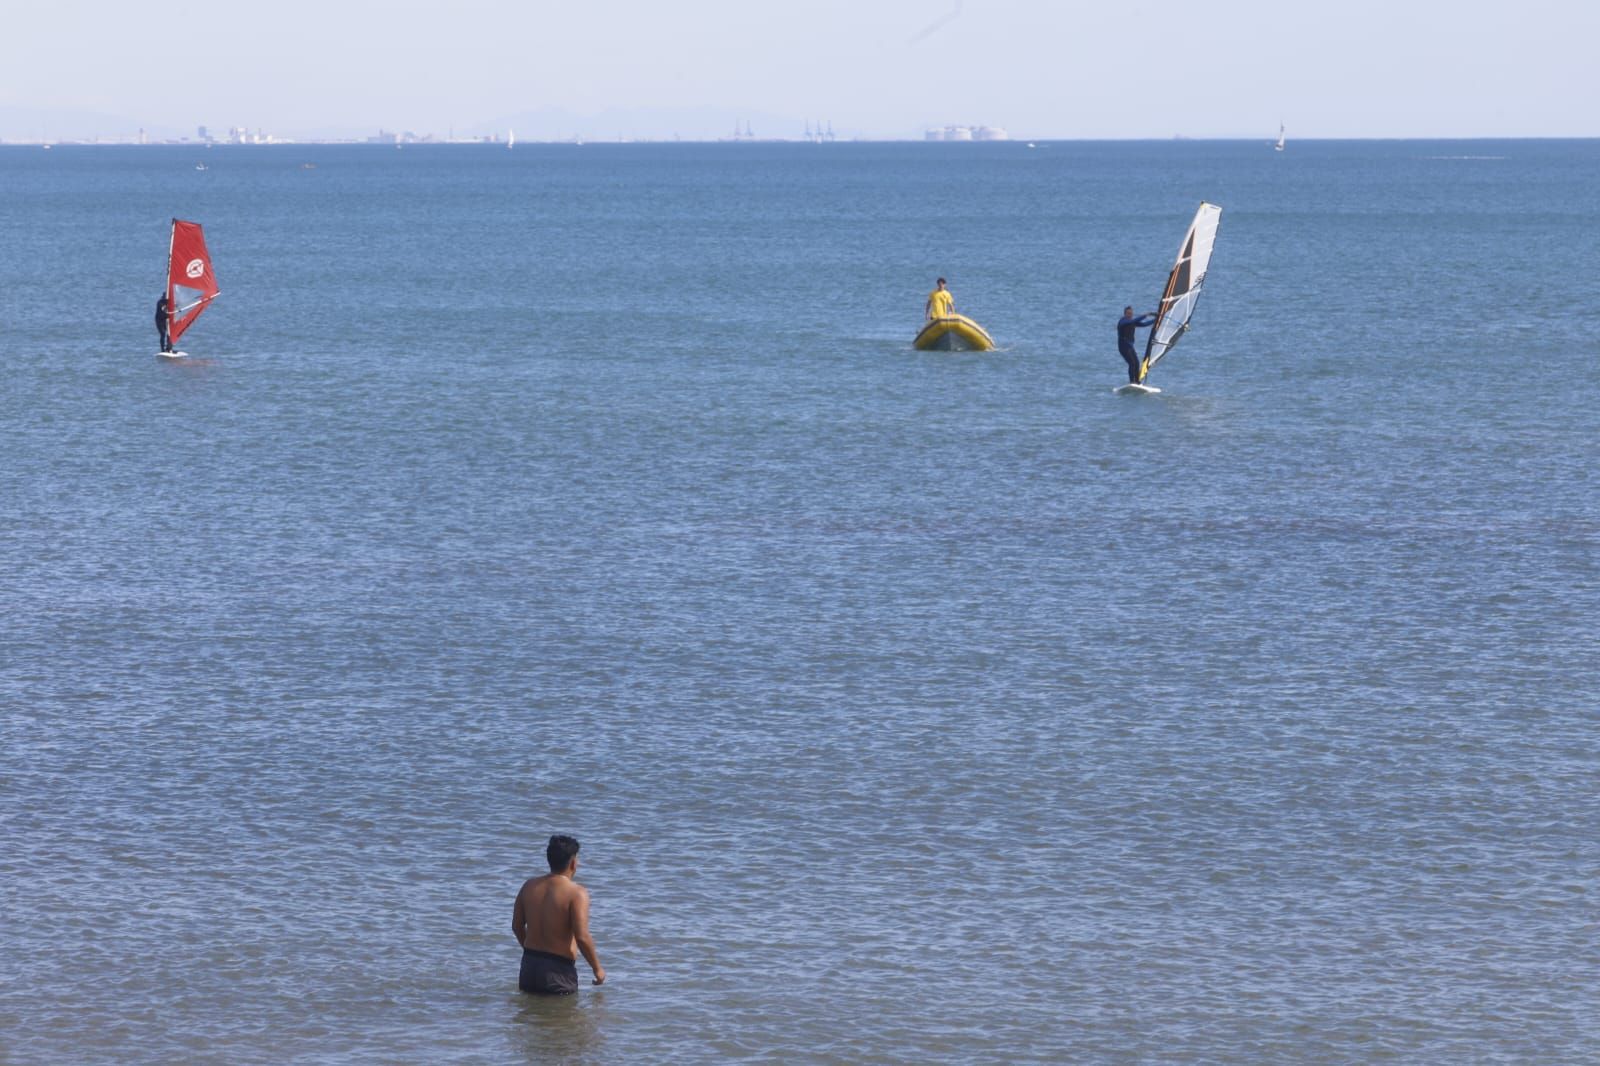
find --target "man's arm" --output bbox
[511,885,527,947]
[571,887,605,985]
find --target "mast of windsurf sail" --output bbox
[165,221,177,314]
[166,218,220,347]
[1139,202,1222,383]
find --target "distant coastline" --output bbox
[6,136,1593,148]
[4,135,1595,147]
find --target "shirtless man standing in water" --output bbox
[513,835,606,994]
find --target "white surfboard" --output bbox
[157,351,187,360]
[1113,382,1161,395]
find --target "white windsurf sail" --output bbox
[1140,202,1222,382]
[1274,123,1285,151]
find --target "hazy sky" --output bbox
[3,0,1595,140]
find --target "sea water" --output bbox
[1,140,1597,1062]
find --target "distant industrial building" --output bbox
[924,125,1009,142]
[803,120,836,143]
[367,129,431,145]
[226,126,281,144]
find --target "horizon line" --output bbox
[4,135,1598,147]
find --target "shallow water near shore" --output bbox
[2,140,1598,1062]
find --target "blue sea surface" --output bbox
[2,140,1598,1062]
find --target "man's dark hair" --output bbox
[547,834,580,872]
[937,277,946,285]
[1124,305,1134,314]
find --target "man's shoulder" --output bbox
[523,873,584,898]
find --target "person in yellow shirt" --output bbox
[925,277,955,320]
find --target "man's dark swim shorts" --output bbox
[520,949,579,995]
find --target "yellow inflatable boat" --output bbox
[913,314,996,352]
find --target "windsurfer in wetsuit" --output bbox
[155,294,172,353]
[1117,305,1158,384]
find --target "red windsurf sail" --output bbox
[166,218,220,346]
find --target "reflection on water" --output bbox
[508,989,611,1061]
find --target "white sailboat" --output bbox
[508,128,515,150]
[1274,123,1285,152]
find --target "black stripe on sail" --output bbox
[1171,232,1196,298]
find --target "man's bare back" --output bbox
[514,874,587,958]
[513,835,604,992]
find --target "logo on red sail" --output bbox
[185,258,205,279]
